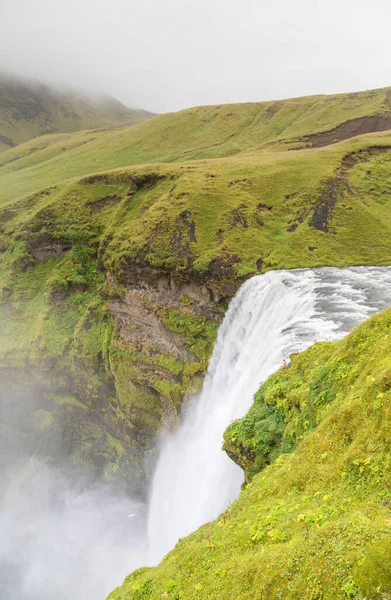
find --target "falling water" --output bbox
[147,267,391,563]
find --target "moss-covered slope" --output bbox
[0,74,152,152]
[3,135,391,285]
[108,307,391,600]
[2,125,391,488]
[2,86,391,490]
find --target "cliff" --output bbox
[2,85,391,491]
[109,306,391,599]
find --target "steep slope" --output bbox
[0,74,152,152]
[108,307,391,599]
[2,85,391,490]
[2,132,391,488]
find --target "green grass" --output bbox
[3,134,391,297]
[108,308,391,600]
[2,84,391,498]
[0,74,152,152]
[0,85,390,205]
[160,308,218,364]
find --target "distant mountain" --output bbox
[0,74,153,151]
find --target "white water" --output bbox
[147,267,391,563]
[2,267,391,598]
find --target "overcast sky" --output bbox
[1,0,391,113]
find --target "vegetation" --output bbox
[0,73,152,152]
[108,307,391,599]
[2,84,391,493]
[2,85,391,203]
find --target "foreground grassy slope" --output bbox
[109,308,391,600]
[1,85,391,204]
[0,74,152,152]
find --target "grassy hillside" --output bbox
[108,307,391,600]
[2,134,391,283]
[2,85,391,204]
[0,74,152,152]
[1,85,391,489]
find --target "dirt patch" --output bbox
[287,177,351,234]
[299,115,391,148]
[257,203,273,211]
[168,209,197,265]
[254,203,272,227]
[129,172,168,189]
[309,177,350,233]
[287,207,311,233]
[179,209,196,243]
[227,206,248,229]
[204,255,240,281]
[88,195,122,212]
[284,192,299,202]
[264,102,283,120]
[338,145,391,173]
[30,243,72,261]
[228,178,249,187]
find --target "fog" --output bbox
[1,0,391,112]
[0,455,147,600]
[0,384,147,600]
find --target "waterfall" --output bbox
[2,267,391,599]
[147,267,391,563]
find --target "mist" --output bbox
[1,0,391,112]
[0,455,147,600]
[0,383,147,600]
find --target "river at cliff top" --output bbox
[1,267,391,599]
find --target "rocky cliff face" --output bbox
[0,236,221,493]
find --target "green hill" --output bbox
[1,85,391,205]
[1,85,391,492]
[0,74,153,152]
[108,307,391,599]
